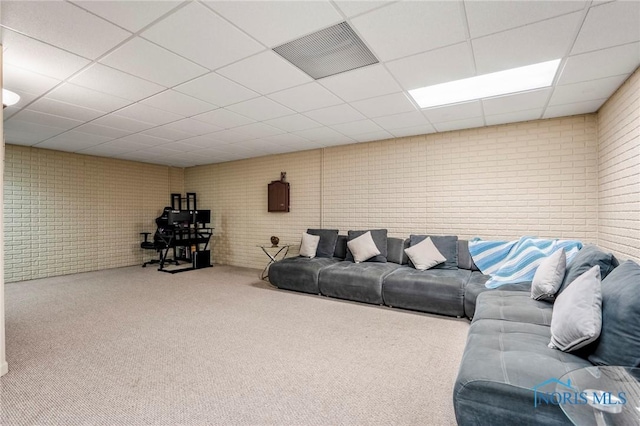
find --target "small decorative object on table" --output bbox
[270,236,280,247]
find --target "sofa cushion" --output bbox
[589,260,640,367]
[404,237,447,270]
[457,240,479,271]
[386,237,408,265]
[473,291,553,326]
[409,235,458,269]
[557,245,618,295]
[383,268,471,317]
[531,248,566,301]
[318,261,401,305]
[299,232,320,258]
[346,229,388,263]
[333,235,348,259]
[549,265,602,352]
[307,229,339,258]
[454,319,593,426]
[347,231,381,263]
[463,272,531,319]
[269,257,341,294]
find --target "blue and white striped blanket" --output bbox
[468,236,583,288]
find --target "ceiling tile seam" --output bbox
[329,0,401,21]
[542,3,594,117]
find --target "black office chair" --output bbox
[141,207,178,268]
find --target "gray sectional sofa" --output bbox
[269,230,640,425]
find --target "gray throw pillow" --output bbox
[531,249,566,301]
[589,260,640,367]
[307,229,339,258]
[409,235,458,269]
[345,229,388,263]
[549,265,602,352]
[557,245,618,295]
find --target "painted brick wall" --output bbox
[184,150,321,269]
[597,68,640,263]
[3,145,178,282]
[186,115,599,270]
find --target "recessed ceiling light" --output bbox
[409,59,561,109]
[2,89,21,107]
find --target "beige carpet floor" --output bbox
[1,265,469,425]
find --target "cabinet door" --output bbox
[268,181,289,212]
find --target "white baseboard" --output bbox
[0,361,8,377]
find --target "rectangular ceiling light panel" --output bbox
[409,59,561,109]
[273,22,378,80]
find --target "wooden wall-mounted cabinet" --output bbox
[268,180,290,212]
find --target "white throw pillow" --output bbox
[404,237,447,271]
[346,231,381,263]
[531,249,567,300]
[549,265,602,352]
[299,232,320,258]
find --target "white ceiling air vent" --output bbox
[273,22,378,80]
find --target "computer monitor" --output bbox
[167,209,191,225]
[195,210,211,224]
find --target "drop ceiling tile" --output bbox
[423,101,483,123]
[465,1,586,38]
[114,103,183,125]
[485,108,544,126]
[164,118,223,136]
[231,123,286,139]
[78,141,142,156]
[231,139,279,153]
[3,120,67,146]
[113,150,165,163]
[262,133,312,146]
[174,73,258,107]
[71,1,183,33]
[74,123,131,139]
[34,131,112,152]
[100,37,208,87]
[141,125,195,141]
[389,124,436,138]
[320,64,402,102]
[69,63,165,102]
[46,83,132,113]
[140,90,217,117]
[1,1,131,59]
[351,1,466,61]
[177,135,228,148]
[26,98,105,122]
[264,114,322,132]
[481,89,552,116]
[351,93,417,118]
[543,98,608,119]
[204,130,249,144]
[472,12,582,74]
[192,109,255,129]
[156,141,204,153]
[549,74,629,106]
[226,97,295,121]
[141,2,263,70]
[333,1,394,18]
[1,29,91,80]
[331,119,383,137]
[3,64,61,97]
[304,104,365,126]
[572,1,640,54]
[432,117,485,133]
[558,43,640,85]
[268,83,343,112]
[217,51,313,95]
[293,127,355,144]
[353,130,394,143]
[91,114,154,133]
[10,110,84,131]
[386,43,475,90]
[205,0,342,47]
[118,133,171,147]
[373,111,431,131]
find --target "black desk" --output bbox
[158,226,213,273]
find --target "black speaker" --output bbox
[193,250,211,269]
